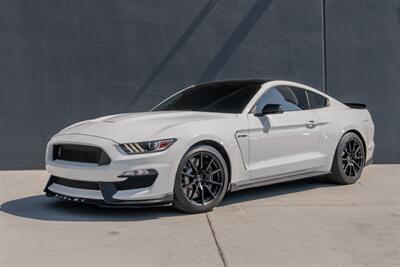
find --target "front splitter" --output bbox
[45,190,174,208]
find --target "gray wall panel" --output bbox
[0,0,398,169]
[0,0,323,169]
[326,0,400,163]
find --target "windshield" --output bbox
[152,82,261,113]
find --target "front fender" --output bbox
[184,134,248,185]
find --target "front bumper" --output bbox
[45,134,188,206]
[44,174,173,207]
[44,177,174,207]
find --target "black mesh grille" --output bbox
[49,173,156,192]
[51,176,100,190]
[53,144,111,165]
[115,175,157,190]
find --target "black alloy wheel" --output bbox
[328,132,365,184]
[173,145,228,213]
[341,139,363,177]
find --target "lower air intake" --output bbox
[115,174,157,190]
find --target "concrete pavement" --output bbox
[1,165,399,266]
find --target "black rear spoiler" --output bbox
[344,103,367,109]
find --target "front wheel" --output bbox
[173,145,229,213]
[328,132,365,184]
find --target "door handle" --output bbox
[306,120,318,129]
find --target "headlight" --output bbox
[119,138,176,154]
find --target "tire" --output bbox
[173,145,229,213]
[328,132,365,184]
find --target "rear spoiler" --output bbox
[344,103,367,109]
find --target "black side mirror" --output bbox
[254,104,284,117]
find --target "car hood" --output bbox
[57,111,236,143]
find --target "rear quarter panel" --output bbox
[314,100,375,171]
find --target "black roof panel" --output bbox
[196,79,271,87]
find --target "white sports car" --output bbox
[44,79,374,213]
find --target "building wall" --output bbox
[0,0,398,169]
[325,0,400,163]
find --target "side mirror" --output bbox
[254,104,284,117]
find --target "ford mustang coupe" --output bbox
[44,79,374,213]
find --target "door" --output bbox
[248,86,325,180]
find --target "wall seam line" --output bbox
[321,0,328,93]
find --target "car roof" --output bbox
[195,79,271,87]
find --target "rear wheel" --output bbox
[328,132,365,184]
[173,145,228,213]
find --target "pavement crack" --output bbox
[206,212,228,267]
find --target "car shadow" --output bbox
[1,176,335,222]
[0,195,185,222]
[221,176,335,206]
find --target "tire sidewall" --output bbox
[173,145,229,213]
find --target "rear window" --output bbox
[307,91,329,109]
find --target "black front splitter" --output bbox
[45,191,174,208]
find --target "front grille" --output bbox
[53,144,111,165]
[51,176,100,190]
[115,175,157,190]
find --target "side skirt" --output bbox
[230,171,330,192]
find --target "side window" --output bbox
[307,91,329,109]
[287,86,309,110]
[255,86,309,113]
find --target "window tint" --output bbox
[197,85,260,113]
[307,91,328,109]
[255,86,309,113]
[153,83,261,113]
